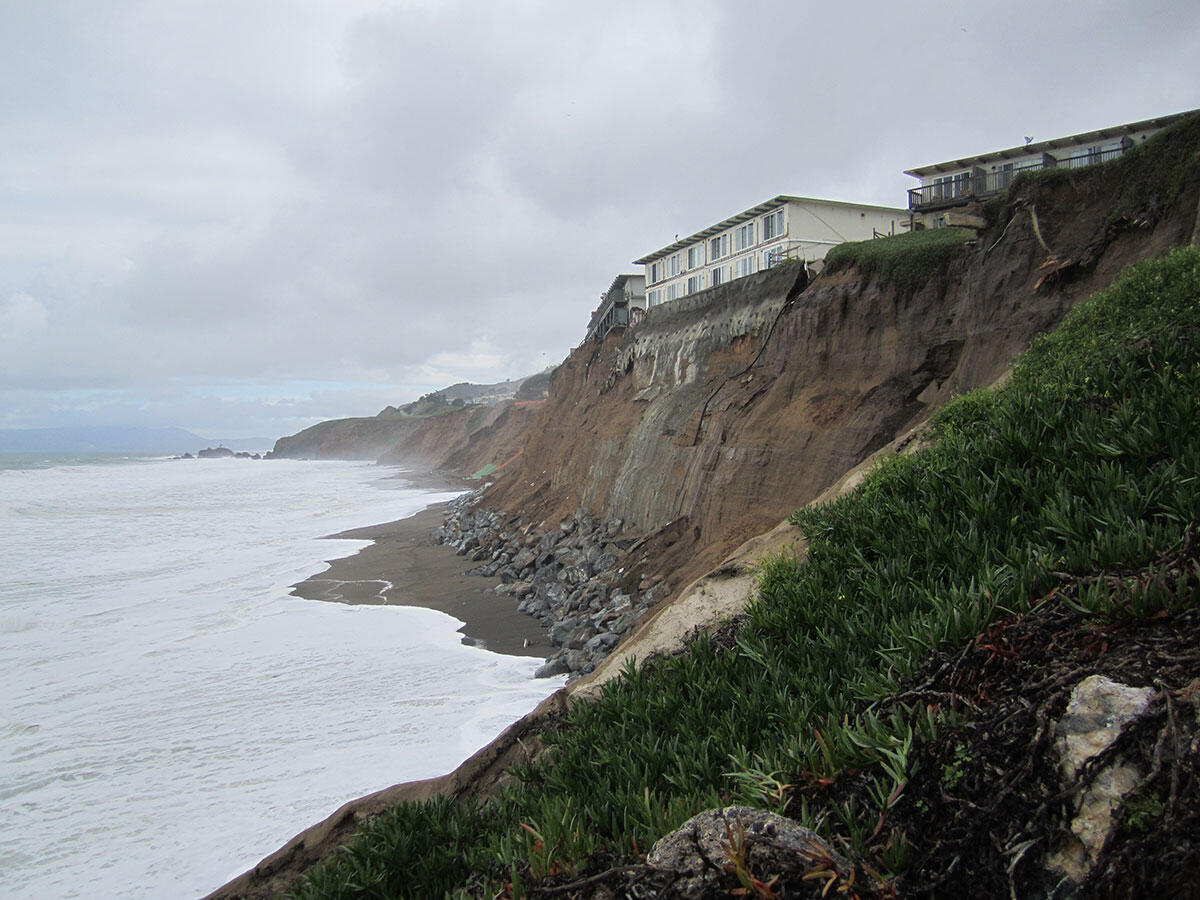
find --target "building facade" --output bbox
[634,195,906,308]
[586,273,647,342]
[905,109,1196,215]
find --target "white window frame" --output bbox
[687,245,704,269]
[762,209,785,241]
[667,254,681,277]
[686,273,705,294]
[734,222,755,251]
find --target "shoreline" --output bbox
[292,501,556,659]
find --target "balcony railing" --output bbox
[586,300,631,342]
[908,145,1128,211]
[762,241,810,267]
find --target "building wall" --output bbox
[643,200,904,308]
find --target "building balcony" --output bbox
[908,145,1128,211]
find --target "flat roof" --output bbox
[605,273,642,295]
[904,108,1198,178]
[633,195,907,265]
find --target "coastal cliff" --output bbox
[477,145,1195,597]
[268,378,543,471]
[210,114,1200,899]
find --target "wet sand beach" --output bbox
[292,503,554,659]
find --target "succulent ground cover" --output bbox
[821,225,975,292]
[291,245,1200,899]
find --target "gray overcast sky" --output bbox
[2,0,1197,439]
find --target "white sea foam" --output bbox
[0,456,563,899]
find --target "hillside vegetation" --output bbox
[287,244,1200,898]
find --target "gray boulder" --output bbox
[585,632,620,653]
[647,806,850,896]
[534,655,570,678]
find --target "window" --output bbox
[687,245,704,269]
[734,222,755,250]
[666,283,680,302]
[667,254,681,277]
[734,255,755,279]
[996,162,1014,190]
[647,288,661,307]
[710,266,725,287]
[710,233,728,259]
[686,273,705,293]
[933,173,971,199]
[761,209,784,240]
[648,261,660,284]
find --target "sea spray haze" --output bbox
[0,455,562,899]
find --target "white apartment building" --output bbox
[634,195,907,308]
[906,108,1196,214]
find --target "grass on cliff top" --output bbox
[822,226,975,293]
[291,245,1200,899]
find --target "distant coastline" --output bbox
[0,426,274,455]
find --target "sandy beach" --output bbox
[292,503,555,659]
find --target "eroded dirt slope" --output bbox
[483,151,1199,595]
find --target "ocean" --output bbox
[0,454,562,899]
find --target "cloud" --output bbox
[1,292,48,337]
[0,0,1198,439]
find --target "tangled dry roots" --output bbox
[890,533,1200,899]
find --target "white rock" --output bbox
[1047,675,1156,883]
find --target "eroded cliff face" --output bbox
[377,401,540,473]
[484,157,1200,594]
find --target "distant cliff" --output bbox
[267,373,549,464]
[267,408,424,460]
